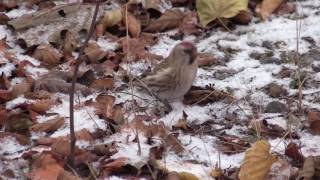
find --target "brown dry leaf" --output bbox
[285,142,304,164]
[30,116,65,133]
[297,156,315,180]
[249,119,288,138]
[308,110,320,121]
[165,133,184,154]
[94,94,115,120]
[102,157,128,176]
[6,111,33,134]
[57,170,81,180]
[274,2,295,15]
[238,140,277,180]
[0,90,12,103]
[121,38,146,61]
[122,10,141,38]
[140,32,159,46]
[211,164,223,178]
[60,30,77,55]
[33,43,62,67]
[0,13,9,25]
[0,106,6,128]
[11,82,32,98]
[183,86,229,106]
[172,111,188,130]
[255,0,284,20]
[232,10,252,24]
[90,78,114,91]
[28,99,55,113]
[197,52,218,67]
[216,135,249,154]
[16,60,35,77]
[28,152,64,180]
[144,9,184,32]
[51,138,70,157]
[74,150,96,166]
[0,132,30,145]
[178,11,200,36]
[0,73,10,90]
[84,42,107,63]
[307,111,320,135]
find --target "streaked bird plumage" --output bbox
[140,41,198,101]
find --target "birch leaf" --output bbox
[196,0,248,26]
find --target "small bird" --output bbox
[138,41,198,102]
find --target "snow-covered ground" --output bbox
[1,0,320,179]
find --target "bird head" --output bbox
[169,41,198,66]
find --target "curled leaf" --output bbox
[196,0,248,26]
[239,140,276,180]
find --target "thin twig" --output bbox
[68,1,100,168]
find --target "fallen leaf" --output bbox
[308,110,320,135]
[90,78,114,91]
[30,116,65,133]
[101,157,128,176]
[172,111,188,130]
[255,0,284,20]
[27,152,64,180]
[216,135,249,154]
[0,132,30,145]
[94,94,115,120]
[32,43,62,67]
[121,38,146,61]
[196,0,249,26]
[238,140,277,180]
[28,99,55,113]
[11,82,32,98]
[6,111,33,134]
[0,106,6,128]
[196,52,218,67]
[60,30,78,55]
[0,13,9,25]
[232,10,252,24]
[57,170,81,180]
[274,2,296,15]
[51,138,70,157]
[122,10,141,38]
[178,11,200,36]
[296,156,316,180]
[84,42,107,63]
[140,32,159,46]
[144,9,184,32]
[183,86,229,106]
[285,142,304,164]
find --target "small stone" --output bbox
[265,101,287,113]
[262,41,273,50]
[268,83,287,98]
[312,64,320,72]
[260,57,281,65]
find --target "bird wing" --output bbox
[142,67,177,93]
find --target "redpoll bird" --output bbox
[140,41,198,101]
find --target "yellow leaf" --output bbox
[179,172,199,180]
[100,9,122,29]
[238,140,277,180]
[196,0,248,26]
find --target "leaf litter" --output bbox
[0,0,320,179]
